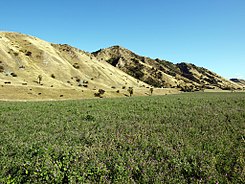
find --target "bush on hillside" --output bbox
[11,72,17,77]
[94,89,105,98]
[25,51,32,56]
[0,65,4,73]
[73,63,80,69]
[127,87,133,97]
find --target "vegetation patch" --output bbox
[106,57,120,67]
[51,74,56,79]
[127,62,145,79]
[0,93,244,183]
[73,63,80,69]
[94,89,105,98]
[25,51,32,56]
[145,76,163,88]
[0,62,4,73]
[10,72,17,77]
[0,66,4,73]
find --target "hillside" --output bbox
[0,32,157,100]
[0,32,242,100]
[92,46,242,91]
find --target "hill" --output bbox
[0,32,156,100]
[0,32,242,100]
[92,46,242,91]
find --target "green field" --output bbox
[0,93,244,183]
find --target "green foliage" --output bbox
[51,74,56,79]
[37,75,42,84]
[0,65,4,73]
[127,62,145,79]
[72,63,80,69]
[0,93,244,183]
[94,89,105,98]
[145,76,163,88]
[106,57,120,67]
[25,51,32,56]
[10,72,17,77]
[127,87,133,96]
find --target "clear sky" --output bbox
[1,0,244,79]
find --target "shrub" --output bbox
[51,74,56,79]
[94,89,105,98]
[10,72,17,77]
[145,77,163,88]
[98,89,105,95]
[94,93,101,97]
[0,65,4,73]
[106,57,120,67]
[73,63,80,69]
[19,65,25,69]
[150,88,154,95]
[25,51,32,56]
[127,87,133,97]
[37,75,42,84]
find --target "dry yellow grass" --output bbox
[0,32,242,101]
[0,32,166,100]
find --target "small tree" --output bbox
[94,89,105,98]
[37,75,42,84]
[128,87,133,97]
[98,89,105,95]
[150,87,154,95]
[51,74,55,79]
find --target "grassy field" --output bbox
[0,93,244,183]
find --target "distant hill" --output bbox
[92,46,242,91]
[0,32,243,100]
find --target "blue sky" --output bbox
[1,0,244,79]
